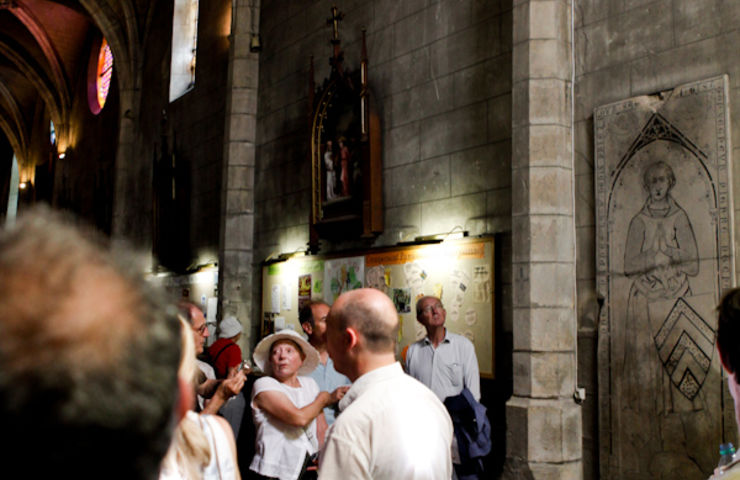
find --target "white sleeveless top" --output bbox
[250,376,320,480]
[159,411,238,480]
[199,413,238,479]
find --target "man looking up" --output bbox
[405,296,484,478]
[0,207,183,479]
[300,300,351,430]
[320,288,452,480]
[405,296,481,402]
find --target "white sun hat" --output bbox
[218,316,243,339]
[252,329,320,376]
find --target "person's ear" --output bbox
[176,377,195,421]
[345,326,360,350]
[301,322,312,336]
[718,341,733,374]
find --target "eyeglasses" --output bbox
[192,323,208,335]
[421,303,444,314]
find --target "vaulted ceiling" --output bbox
[0,0,95,160]
[0,0,157,164]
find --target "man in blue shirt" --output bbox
[300,300,351,431]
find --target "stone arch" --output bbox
[0,37,63,138]
[9,2,72,116]
[0,82,28,162]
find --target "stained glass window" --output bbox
[96,38,113,110]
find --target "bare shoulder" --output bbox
[211,415,235,438]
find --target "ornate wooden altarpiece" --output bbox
[308,6,382,252]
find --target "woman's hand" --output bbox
[329,385,350,404]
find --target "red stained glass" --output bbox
[96,39,113,110]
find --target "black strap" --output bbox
[212,342,237,365]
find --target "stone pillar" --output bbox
[112,85,152,252]
[218,0,259,349]
[505,0,582,478]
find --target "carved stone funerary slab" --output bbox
[595,76,734,479]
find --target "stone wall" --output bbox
[574,1,740,478]
[160,0,232,269]
[53,37,119,235]
[255,0,514,469]
[256,0,512,255]
[255,2,513,310]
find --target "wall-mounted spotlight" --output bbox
[250,33,262,52]
[19,181,27,190]
[58,151,66,159]
[248,0,261,53]
[397,226,469,246]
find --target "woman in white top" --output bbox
[159,316,241,480]
[249,330,348,480]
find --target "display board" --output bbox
[260,237,494,378]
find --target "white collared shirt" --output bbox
[405,330,481,402]
[319,362,453,480]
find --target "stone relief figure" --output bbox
[324,140,337,201]
[596,79,733,480]
[621,159,705,476]
[624,161,699,307]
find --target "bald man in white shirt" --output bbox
[320,288,453,480]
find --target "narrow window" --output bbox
[6,155,19,226]
[169,0,199,102]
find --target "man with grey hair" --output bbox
[405,295,482,477]
[179,301,247,438]
[0,207,183,479]
[321,288,453,479]
[405,295,481,402]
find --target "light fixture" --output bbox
[264,247,307,265]
[58,151,66,159]
[250,34,262,53]
[19,182,27,190]
[249,0,261,53]
[398,226,469,246]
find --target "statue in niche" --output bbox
[308,6,382,250]
[324,140,337,201]
[338,136,351,197]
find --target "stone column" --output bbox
[218,0,259,349]
[505,0,582,478]
[112,85,152,252]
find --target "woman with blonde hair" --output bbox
[159,316,241,480]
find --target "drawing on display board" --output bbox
[324,256,364,304]
[445,269,470,323]
[403,262,427,297]
[595,75,734,479]
[472,265,491,303]
[392,287,411,314]
[365,265,389,294]
[262,237,495,377]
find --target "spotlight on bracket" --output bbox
[250,33,262,53]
